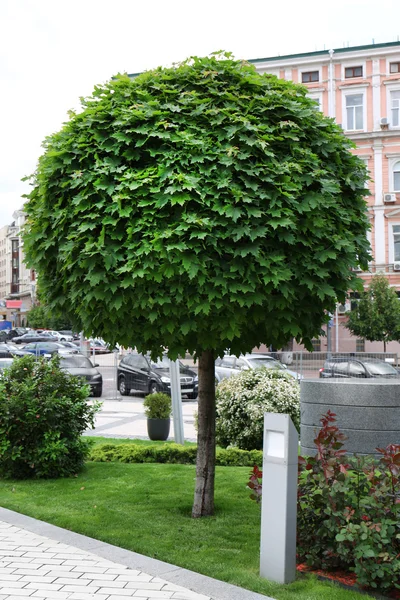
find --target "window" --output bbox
[390,62,400,74]
[220,356,236,368]
[346,94,363,130]
[345,66,363,78]
[302,71,319,83]
[393,225,400,260]
[394,161,400,191]
[311,339,321,351]
[235,358,247,370]
[308,93,323,111]
[356,339,365,352]
[348,361,365,377]
[391,90,400,127]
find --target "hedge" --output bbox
[89,443,263,467]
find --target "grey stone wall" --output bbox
[300,379,400,456]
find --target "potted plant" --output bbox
[143,392,172,441]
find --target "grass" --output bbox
[0,462,374,600]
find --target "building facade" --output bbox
[0,209,36,325]
[250,41,400,353]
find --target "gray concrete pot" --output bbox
[300,379,400,456]
[147,418,170,441]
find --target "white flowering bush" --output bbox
[215,368,300,450]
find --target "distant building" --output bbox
[0,209,35,326]
[250,41,400,353]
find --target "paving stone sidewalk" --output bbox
[0,508,273,600]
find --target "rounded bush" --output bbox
[143,392,171,419]
[215,368,300,450]
[0,355,101,479]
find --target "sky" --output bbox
[1,0,400,226]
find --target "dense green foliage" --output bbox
[298,411,400,592]
[215,368,300,450]
[143,392,171,419]
[27,303,72,330]
[23,53,370,358]
[89,441,263,466]
[345,275,400,350]
[0,355,100,479]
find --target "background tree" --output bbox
[23,53,370,517]
[345,275,400,351]
[26,286,73,330]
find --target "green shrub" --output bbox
[0,355,101,479]
[143,392,171,419]
[215,368,300,450]
[248,410,400,593]
[89,442,263,467]
[297,411,400,592]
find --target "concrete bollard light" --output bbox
[260,413,298,584]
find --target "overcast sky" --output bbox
[1,0,399,226]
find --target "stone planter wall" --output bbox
[300,379,400,456]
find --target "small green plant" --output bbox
[143,392,171,419]
[0,354,101,479]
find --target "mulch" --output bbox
[297,563,400,599]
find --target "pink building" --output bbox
[249,41,400,354]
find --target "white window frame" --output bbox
[387,156,400,192]
[386,57,400,75]
[307,92,323,111]
[341,60,366,82]
[300,69,320,84]
[393,160,400,192]
[342,88,366,131]
[386,83,400,128]
[389,222,400,263]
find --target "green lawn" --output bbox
[0,462,373,600]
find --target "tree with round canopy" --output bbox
[23,53,371,517]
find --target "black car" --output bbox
[117,353,198,399]
[12,332,58,344]
[0,328,28,343]
[59,355,103,397]
[319,357,400,378]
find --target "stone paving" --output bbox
[0,520,209,600]
[0,510,271,600]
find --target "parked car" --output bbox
[13,342,80,357]
[89,338,111,354]
[0,343,20,358]
[0,357,14,372]
[59,355,103,397]
[319,357,400,379]
[58,341,80,349]
[12,331,58,344]
[42,330,74,342]
[58,330,79,340]
[215,353,302,382]
[117,353,198,399]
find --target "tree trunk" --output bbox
[192,349,215,518]
[384,340,386,353]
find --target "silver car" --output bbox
[215,353,302,382]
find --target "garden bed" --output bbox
[297,564,400,600]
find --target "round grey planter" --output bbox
[147,418,170,441]
[300,379,400,456]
